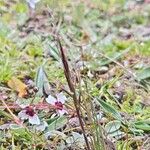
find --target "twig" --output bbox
[57,38,91,150]
[1,99,22,126]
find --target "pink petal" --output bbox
[46,95,57,105]
[18,110,29,120]
[29,114,40,125]
[57,109,68,116]
[56,92,67,104]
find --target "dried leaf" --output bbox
[7,77,27,98]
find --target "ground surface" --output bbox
[0,0,150,150]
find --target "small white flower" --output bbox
[26,0,40,9]
[18,106,40,125]
[46,92,67,116]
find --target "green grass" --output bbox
[0,0,150,149]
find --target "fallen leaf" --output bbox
[7,77,27,98]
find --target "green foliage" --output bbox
[134,120,150,131]
[136,67,150,81]
[138,41,150,55]
[105,120,121,133]
[47,116,68,131]
[0,0,150,149]
[35,66,51,96]
[26,44,43,57]
[10,124,32,142]
[97,98,122,121]
[0,58,13,82]
[72,3,85,25]
[14,3,28,13]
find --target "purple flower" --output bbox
[18,106,40,125]
[46,92,67,116]
[26,0,40,9]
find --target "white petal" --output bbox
[57,109,68,116]
[56,92,67,104]
[26,0,40,9]
[18,110,28,120]
[36,121,48,131]
[29,2,36,9]
[34,0,40,2]
[46,95,57,105]
[26,0,40,3]
[29,114,40,125]
[44,131,52,139]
